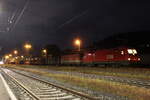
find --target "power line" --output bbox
[11,0,29,31]
[57,10,89,29]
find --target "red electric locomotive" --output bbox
[61,46,140,66]
[83,46,140,66]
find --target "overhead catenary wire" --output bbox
[11,0,29,31]
[57,10,89,29]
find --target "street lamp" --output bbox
[9,54,12,57]
[42,49,47,54]
[24,43,32,50]
[21,56,24,58]
[74,39,81,51]
[24,43,32,59]
[5,55,9,59]
[42,49,47,64]
[14,50,18,55]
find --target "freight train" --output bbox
[61,46,140,66]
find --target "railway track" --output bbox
[0,68,99,100]
[35,69,150,89]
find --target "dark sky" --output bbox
[0,0,150,54]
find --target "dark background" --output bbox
[0,0,150,55]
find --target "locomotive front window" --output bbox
[132,49,137,54]
[127,49,133,54]
[127,49,137,55]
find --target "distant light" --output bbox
[24,43,32,49]
[75,39,81,46]
[5,55,9,59]
[128,58,131,61]
[138,58,141,61]
[74,38,81,51]
[0,61,4,64]
[121,51,124,55]
[9,54,12,57]
[14,50,18,54]
[88,53,92,56]
[43,49,47,53]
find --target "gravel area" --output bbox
[26,67,150,89]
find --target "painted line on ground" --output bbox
[0,73,18,100]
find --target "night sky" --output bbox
[0,0,150,54]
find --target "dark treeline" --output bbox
[89,31,150,54]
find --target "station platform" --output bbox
[0,72,17,100]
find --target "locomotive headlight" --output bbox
[138,58,140,61]
[127,49,133,54]
[88,53,92,56]
[128,58,131,61]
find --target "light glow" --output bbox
[5,55,9,59]
[9,54,12,57]
[127,49,137,55]
[14,50,18,54]
[24,44,32,49]
[88,53,92,56]
[138,58,140,61]
[132,49,137,54]
[128,58,131,61]
[127,49,133,54]
[0,61,4,64]
[75,39,81,46]
[74,38,81,51]
[43,49,47,53]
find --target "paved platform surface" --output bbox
[0,73,11,100]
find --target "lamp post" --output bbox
[9,54,12,57]
[5,55,9,59]
[42,49,47,54]
[24,43,32,60]
[4,55,9,64]
[24,43,32,50]
[14,50,18,55]
[42,49,47,64]
[13,50,19,64]
[74,39,81,51]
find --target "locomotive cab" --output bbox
[126,48,140,62]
